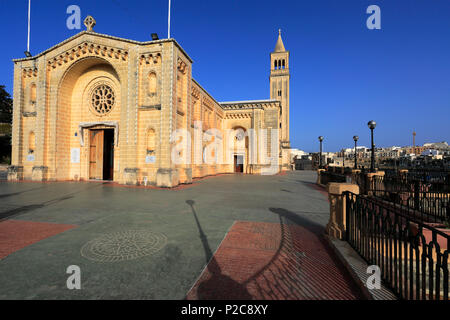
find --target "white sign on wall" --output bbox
[145,156,156,164]
[26,154,35,162]
[71,148,81,164]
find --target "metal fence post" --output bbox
[326,183,360,240]
[414,181,420,210]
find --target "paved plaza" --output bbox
[0,171,363,300]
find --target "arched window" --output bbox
[29,131,35,154]
[208,111,212,128]
[274,60,277,70]
[193,100,199,121]
[203,110,208,129]
[30,83,37,103]
[177,73,182,103]
[282,60,285,69]
[148,72,157,96]
[146,128,156,155]
[29,83,37,112]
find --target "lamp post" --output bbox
[353,136,359,169]
[318,136,324,169]
[342,150,345,168]
[367,121,377,173]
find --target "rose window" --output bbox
[91,84,115,115]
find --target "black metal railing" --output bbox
[369,175,450,224]
[345,192,449,300]
[369,190,450,225]
[320,171,346,185]
[372,175,450,194]
[352,172,367,193]
[383,169,450,184]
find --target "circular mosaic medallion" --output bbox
[90,84,115,116]
[81,230,168,262]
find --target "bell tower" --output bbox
[270,29,291,167]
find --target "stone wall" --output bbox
[10,26,286,187]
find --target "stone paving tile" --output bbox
[0,220,76,260]
[0,171,347,299]
[186,221,364,300]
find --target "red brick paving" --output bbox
[0,220,76,260]
[186,221,364,300]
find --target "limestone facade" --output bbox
[9,17,291,187]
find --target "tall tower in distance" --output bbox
[413,130,416,147]
[270,29,291,168]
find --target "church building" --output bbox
[9,16,291,187]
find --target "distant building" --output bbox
[423,142,449,150]
[421,149,441,156]
[402,146,426,155]
[294,154,313,170]
[312,152,335,169]
[289,149,308,163]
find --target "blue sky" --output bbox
[0,0,449,152]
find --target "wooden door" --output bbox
[234,155,244,173]
[89,130,104,180]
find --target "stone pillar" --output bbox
[156,168,180,188]
[124,168,139,185]
[47,67,65,180]
[316,169,325,185]
[35,58,47,168]
[159,42,175,171]
[351,169,361,185]
[326,183,360,240]
[7,166,23,181]
[126,46,139,170]
[11,63,23,167]
[399,169,408,180]
[183,168,192,184]
[366,171,385,196]
[32,166,48,181]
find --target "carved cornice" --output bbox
[22,68,38,78]
[139,52,161,65]
[22,112,37,118]
[202,96,214,110]
[47,42,129,70]
[32,166,48,172]
[225,112,252,119]
[139,105,161,111]
[177,58,188,74]
[221,101,281,110]
[191,87,200,99]
[281,141,291,149]
[8,166,23,173]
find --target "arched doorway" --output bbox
[56,57,121,181]
[231,127,248,173]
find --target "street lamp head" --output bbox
[353,135,359,142]
[368,120,377,130]
[318,136,324,142]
